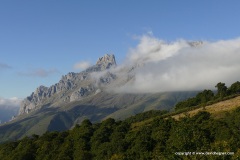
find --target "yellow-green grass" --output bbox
[131,95,240,130]
[172,96,240,120]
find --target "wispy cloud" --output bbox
[115,35,240,93]
[0,63,11,70]
[73,61,91,70]
[19,68,59,78]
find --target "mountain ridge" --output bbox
[0,52,200,142]
[19,54,117,115]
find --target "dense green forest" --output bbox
[1,109,240,159]
[1,81,240,160]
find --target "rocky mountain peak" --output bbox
[86,54,117,72]
[96,54,116,69]
[188,41,203,47]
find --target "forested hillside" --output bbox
[1,108,240,159]
[1,81,240,159]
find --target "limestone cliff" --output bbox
[19,54,117,115]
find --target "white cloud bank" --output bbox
[0,97,21,109]
[116,35,240,93]
[0,97,21,123]
[74,61,91,70]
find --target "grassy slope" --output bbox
[0,91,196,143]
[172,95,240,120]
[105,91,197,120]
[131,95,240,130]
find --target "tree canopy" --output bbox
[1,81,240,159]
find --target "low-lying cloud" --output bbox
[116,35,240,93]
[0,97,21,123]
[19,68,59,78]
[0,97,21,109]
[74,61,91,71]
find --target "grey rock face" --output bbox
[70,86,94,102]
[96,54,116,69]
[19,100,36,114]
[99,72,116,84]
[86,54,116,72]
[19,54,117,115]
[19,85,49,115]
[95,89,102,94]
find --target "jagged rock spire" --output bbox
[96,54,117,69]
[86,54,117,72]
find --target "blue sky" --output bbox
[1,0,240,99]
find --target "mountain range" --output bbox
[0,54,197,142]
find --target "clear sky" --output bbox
[1,0,240,99]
